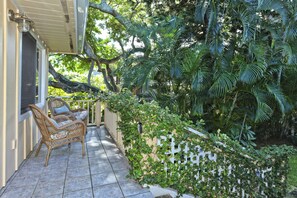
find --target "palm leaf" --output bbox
[284,21,297,41]
[266,83,291,114]
[252,88,273,122]
[282,42,297,65]
[255,102,273,122]
[192,69,210,91]
[208,72,237,97]
[192,97,205,115]
[170,61,182,78]
[194,0,210,24]
[257,0,288,25]
[239,9,258,42]
[239,63,264,84]
[182,44,210,74]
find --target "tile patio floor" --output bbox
[0,126,154,198]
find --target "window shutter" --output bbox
[21,32,37,114]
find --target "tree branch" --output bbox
[88,60,95,86]
[89,1,151,56]
[48,62,100,94]
[95,60,115,91]
[106,64,118,92]
[89,1,132,29]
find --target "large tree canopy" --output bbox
[49,0,297,145]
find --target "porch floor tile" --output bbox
[0,126,154,198]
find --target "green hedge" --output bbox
[101,90,295,197]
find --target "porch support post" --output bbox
[95,100,101,127]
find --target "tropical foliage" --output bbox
[49,0,297,146]
[101,90,295,197]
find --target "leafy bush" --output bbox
[101,90,295,197]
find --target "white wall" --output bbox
[104,108,125,154]
[0,0,7,189]
[0,0,48,188]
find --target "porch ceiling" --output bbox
[13,0,88,54]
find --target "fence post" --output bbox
[95,100,101,127]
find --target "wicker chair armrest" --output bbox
[52,115,71,123]
[59,120,86,135]
[58,111,76,120]
[71,108,87,113]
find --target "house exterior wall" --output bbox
[0,0,48,188]
[0,0,7,189]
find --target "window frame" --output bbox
[19,33,47,121]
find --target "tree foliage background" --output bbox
[48,0,297,146]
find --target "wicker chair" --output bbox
[29,104,86,166]
[48,97,88,127]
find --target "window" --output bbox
[35,49,41,103]
[21,32,37,114]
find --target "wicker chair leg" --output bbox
[83,118,88,134]
[35,140,43,157]
[45,148,52,167]
[81,139,85,156]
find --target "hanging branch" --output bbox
[94,60,114,91]
[48,0,151,94]
[89,1,151,57]
[87,60,95,86]
[106,64,118,92]
[48,62,100,94]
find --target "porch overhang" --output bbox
[12,0,89,54]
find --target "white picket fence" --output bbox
[103,108,278,197]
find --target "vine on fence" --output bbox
[101,90,295,197]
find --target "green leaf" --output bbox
[194,0,210,24]
[257,0,288,25]
[252,88,273,122]
[192,69,209,91]
[239,63,264,84]
[239,9,258,42]
[266,83,291,114]
[208,72,237,97]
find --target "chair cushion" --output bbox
[58,120,72,127]
[73,111,88,120]
[50,118,59,128]
[50,119,72,128]
[50,131,68,140]
[54,105,70,114]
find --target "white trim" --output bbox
[14,17,20,170]
[17,32,22,121]
[74,0,89,53]
[0,0,7,188]
[19,102,45,122]
[73,0,78,53]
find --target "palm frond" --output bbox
[192,97,205,115]
[240,43,268,83]
[194,0,210,24]
[249,42,266,65]
[266,83,291,114]
[252,88,273,122]
[255,102,273,122]
[208,72,237,97]
[181,44,210,74]
[192,69,210,91]
[239,63,265,84]
[239,9,258,42]
[282,42,297,65]
[284,21,297,41]
[257,0,288,25]
[209,36,224,55]
[170,61,182,78]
